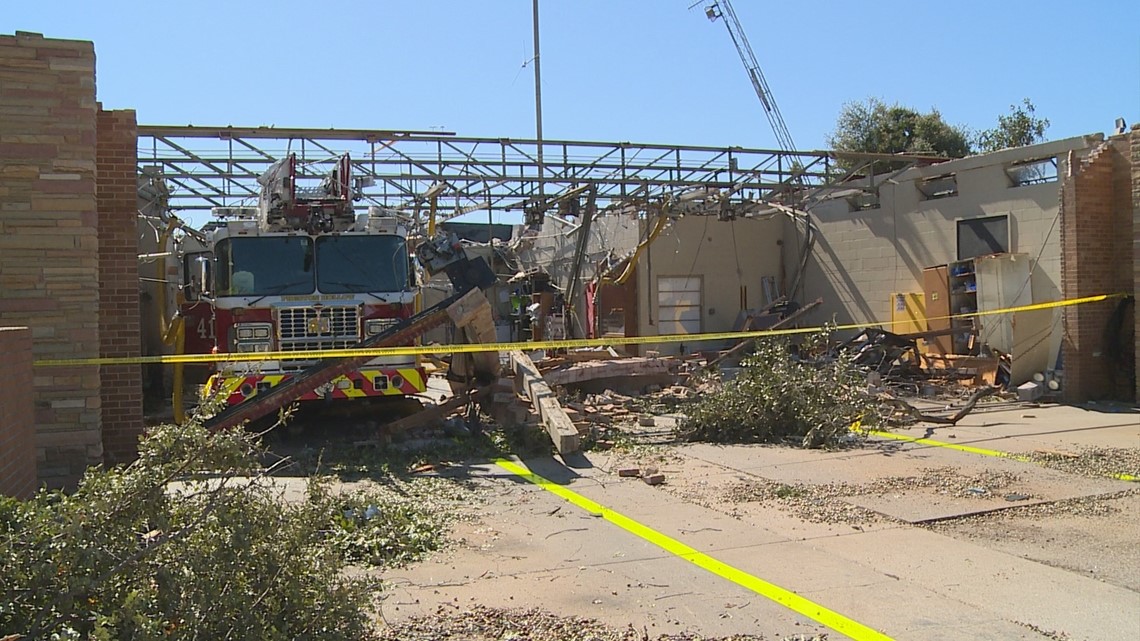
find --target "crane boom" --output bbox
[706,0,797,153]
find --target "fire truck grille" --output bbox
[277,305,361,346]
[279,339,358,353]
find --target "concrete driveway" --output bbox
[378,403,1140,640]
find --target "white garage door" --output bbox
[657,276,701,335]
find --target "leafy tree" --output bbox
[975,98,1050,153]
[827,98,972,172]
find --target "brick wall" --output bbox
[1060,138,1136,402]
[1133,125,1140,403]
[96,108,143,463]
[0,32,102,488]
[0,327,37,499]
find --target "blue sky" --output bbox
[6,1,1138,152]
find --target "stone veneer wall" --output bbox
[0,32,102,488]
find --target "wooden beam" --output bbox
[510,351,580,454]
[381,391,473,436]
[541,357,675,387]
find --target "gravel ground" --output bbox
[376,605,815,641]
[1013,622,1073,641]
[684,467,1028,525]
[1025,447,1140,481]
[927,488,1137,523]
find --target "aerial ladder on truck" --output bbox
[702,0,816,301]
[702,0,797,154]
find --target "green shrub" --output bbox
[0,423,379,641]
[676,333,875,447]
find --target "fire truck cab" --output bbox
[180,153,426,407]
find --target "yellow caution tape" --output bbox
[34,293,1122,367]
[493,458,896,641]
[859,428,1139,483]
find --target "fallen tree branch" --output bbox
[882,385,998,426]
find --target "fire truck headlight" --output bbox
[234,323,274,350]
[366,318,398,336]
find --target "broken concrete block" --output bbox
[618,467,640,477]
[638,415,656,427]
[1016,381,1044,402]
[642,473,666,486]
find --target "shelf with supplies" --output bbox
[947,258,979,354]
[924,252,1031,356]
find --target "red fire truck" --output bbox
[178,153,426,407]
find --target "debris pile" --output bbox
[837,327,1014,393]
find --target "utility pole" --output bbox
[532,0,544,198]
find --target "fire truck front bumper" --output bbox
[207,367,428,406]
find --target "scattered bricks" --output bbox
[618,467,640,477]
[586,413,613,425]
[642,473,666,486]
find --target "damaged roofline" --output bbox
[894,134,1106,182]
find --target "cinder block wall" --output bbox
[0,327,37,499]
[96,108,143,463]
[1060,138,1136,402]
[0,32,103,488]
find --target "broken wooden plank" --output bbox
[381,390,473,435]
[510,350,580,454]
[900,326,978,341]
[541,357,676,387]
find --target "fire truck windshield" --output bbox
[316,235,409,293]
[215,237,315,296]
